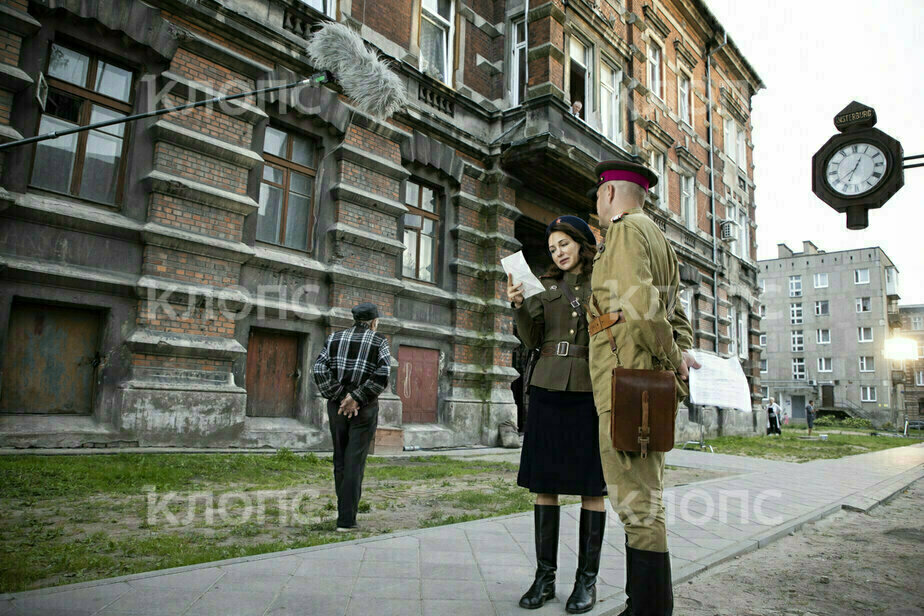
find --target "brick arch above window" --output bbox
[32,0,180,61]
[400,130,464,186]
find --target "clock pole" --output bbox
[904,154,924,170]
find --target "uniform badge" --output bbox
[550,285,557,290]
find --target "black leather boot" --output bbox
[566,508,606,614]
[519,504,559,609]
[625,545,673,616]
[617,535,633,616]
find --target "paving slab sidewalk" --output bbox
[2,444,921,616]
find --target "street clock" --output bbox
[812,101,904,230]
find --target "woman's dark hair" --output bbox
[541,222,597,279]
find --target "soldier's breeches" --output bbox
[598,412,668,553]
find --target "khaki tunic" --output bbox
[513,270,592,392]
[588,207,694,553]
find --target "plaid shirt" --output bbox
[312,324,391,406]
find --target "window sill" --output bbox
[27,186,120,212]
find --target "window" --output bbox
[510,18,527,106]
[257,127,318,251]
[858,327,873,342]
[679,287,692,319]
[301,0,336,17]
[856,297,871,313]
[759,333,767,346]
[817,329,831,344]
[814,273,828,288]
[739,207,750,260]
[678,71,692,126]
[789,275,802,297]
[859,356,875,372]
[916,370,924,386]
[814,300,829,317]
[818,357,833,372]
[791,330,804,352]
[736,124,746,168]
[919,343,924,360]
[681,174,696,230]
[759,305,766,317]
[760,359,768,373]
[738,308,747,359]
[420,0,454,84]
[760,385,769,399]
[911,316,923,330]
[569,37,591,121]
[600,62,621,142]
[30,43,135,205]
[647,41,662,100]
[792,358,806,380]
[724,117,736,166]
[759,279,766,292]
[854,268,870,284]
[790,303,803,325]
[860,386,876,402]
[403,180,441,283]
[650,150,667,207]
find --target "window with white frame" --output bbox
[916,370,924,386]
[911,316,923,330]
[420,0,454,84]
[860,386,876,402]
[569,36,591,121]
[647,41,662,100]
[301,0,336,17]
[789,275,802,297]
[854,268,870,284]
[510,18,527,106]
[792,358,806,380]
[859,356,875,372]
[814,300,829,316]
[681,174,696,230]
[736,124,746,168]
[760,359,768,373]
[759,279,765,292]
[818,357,833,372]
[759,304,766,317]
[738,308,748,359]
[729,304,739,356]
[791,330,804,352]
[919,343,924,360]
[817,329,831,344]
[858,327,873,342]
[739,208,750,260]
[790,303,803,325]
[679,286,693,319]
[724,117,736,165]
[650,150,667,207]
[600,62,621,142]
[678,71,692,126]
[856,297,871,313]
[814,272,828,288]
[759,333,766,346]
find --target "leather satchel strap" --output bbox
[639,390,650,459]
[590,295,619,355]
[558,278,583,311]
[588,311,624,336]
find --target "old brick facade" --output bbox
[0,0,764,449]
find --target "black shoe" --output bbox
[566,508,606,614]
[624,545,673,616]
[519,504,559,609]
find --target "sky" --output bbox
[704,0,924,304]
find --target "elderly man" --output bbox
[585,160,699,616]
[312,302,391,531]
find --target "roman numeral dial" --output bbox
[825,142,888,196]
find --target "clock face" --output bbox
[825,143,888,196]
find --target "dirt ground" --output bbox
[674,478,924,616]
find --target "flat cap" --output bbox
[351,302,379,321]
[586,159,659,198]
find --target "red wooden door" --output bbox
[0,302,101,414]
[398,346,439,424]
[246,329,299,417]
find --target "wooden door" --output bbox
[246,329,299,417]
[398,346,439,424]
[0,302,102,414]
[791,395,806,419]
[822,385,834,408]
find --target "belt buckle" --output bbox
[556,341,570,356]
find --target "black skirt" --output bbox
[517,386,607,497]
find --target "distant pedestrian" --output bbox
[767,397,782,436]
[806,399,816,436]
[312,302,391,532]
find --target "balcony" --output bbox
[888,310,902,329]
[892,369,906,384]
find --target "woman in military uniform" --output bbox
[507,216,606,614]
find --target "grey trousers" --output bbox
[327,399,378,528]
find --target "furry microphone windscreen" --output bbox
[306,22,409,120]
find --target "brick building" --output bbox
[0,0,764,449]
[896,305,924,423]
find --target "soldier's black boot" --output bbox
[519,504,559,609]
[566,508,606,614]
[625,545,673,616]
[617,535,633,616]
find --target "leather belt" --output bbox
[588,311,624,336]
[540,341,589,358]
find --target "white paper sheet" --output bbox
[500,251,545,299]
[687,350,752,413]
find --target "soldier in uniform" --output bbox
[585,160,699,616]
[507,216,607,613]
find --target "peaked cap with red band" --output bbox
[585,160,659,199]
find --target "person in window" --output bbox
[766,397,783,436]
[507,216,605,613]
[570,100,583,119]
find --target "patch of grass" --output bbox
[704,430,914,462]
[364,455,519,481]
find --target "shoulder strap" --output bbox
[558,278,581,310]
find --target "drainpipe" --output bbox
[706,30,727,349]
